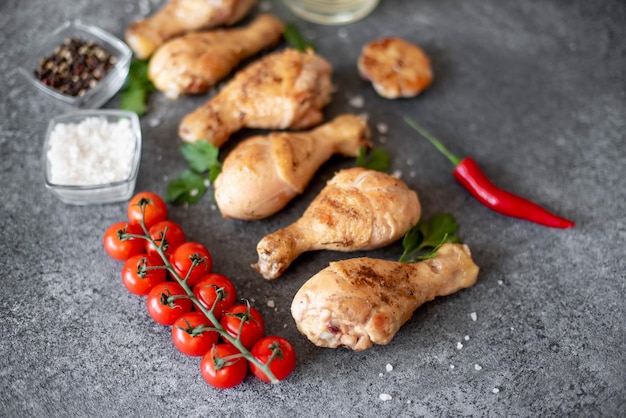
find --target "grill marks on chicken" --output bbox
[215,114,371,220]
[291,243,479,351]
[148,14,285,99]
[253,168,421,280]
[178,48,333,146]
[125,0,256,59]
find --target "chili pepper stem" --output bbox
[404,117,461,166]
[404,116,575,229]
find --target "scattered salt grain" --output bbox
[456,342,463,350]
[464,335,470,341]
[470,312,477,321]
[189,189,199,197]
[449,364,455,369]
[379,136,388,144]
[474,364,482,371]
[47,116,135,186]
[378,372,383,377]
[497,280,503,285]
[148,116,161,127]
[349,95,365,108]
[267,300,275,308]
[392,169,402,179]
[376,122,389,134]
[492,388,500,394]
[379,394,392,401]
[385,363,393,372]
[337,28,348,38]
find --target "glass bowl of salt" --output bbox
[43,109,142,205]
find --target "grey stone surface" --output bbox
[1,0,624,416]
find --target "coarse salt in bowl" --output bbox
[43,110,142,205]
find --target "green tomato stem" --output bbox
[143,225,280,384]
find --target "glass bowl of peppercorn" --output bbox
[20,20,132,108]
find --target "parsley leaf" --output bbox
[284,24,316,52]
[399,213,461,263]
[180,141,220,174]
[356,146,391,172]
[165,170,208,205]
[166,140,222,204]
[120,59,155,116]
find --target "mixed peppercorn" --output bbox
[34,38,116,97]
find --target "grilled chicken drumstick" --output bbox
[125,0,256,59]
[291,243,479,351]
[253,167,421,280]
[215,114,371,220]
[149,14,285,99]
[178,48,333,146]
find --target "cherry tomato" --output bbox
[193,274,237,320]
[200,344,248,389]
[171,312,219,357]
[127,191,168,229]
[170,242,212,287]
[146,282,192,326]
[103,221,145,261]
[121,253,167,296]
[220,304,265,350]
[249,336,296,383]
[145,220,186,258]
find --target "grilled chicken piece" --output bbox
[291,243,479,351]
[178,48,333,146]
[125,0,256,59]
[358,37,433,99]
[215,114,370,220]
[253,167,421,280]
[149,14,285,99]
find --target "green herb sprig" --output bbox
[120,59,155,116]
[283,24,316,52]
[166,141,222,205]
[399,213,461,263]
[356,146,391,172]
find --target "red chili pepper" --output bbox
[404,117,575,229]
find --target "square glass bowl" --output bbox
[20,20,132,108]
[43,110,142,205]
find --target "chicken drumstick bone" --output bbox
[291,243,479,351]
[253,167,421,280]
[148,14,285,99]
[215,114,371,221]
[125,0,256,59]
[179,48,333,146]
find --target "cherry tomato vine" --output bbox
[103,191,295,388]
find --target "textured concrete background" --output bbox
[1,0,624,416]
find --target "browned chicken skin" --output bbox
[291,243,479,351]
[215,114,371,221]
[253,167,421,280]
[178,48,333,146]
[148,14,285,99]
[125,0,257,59]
